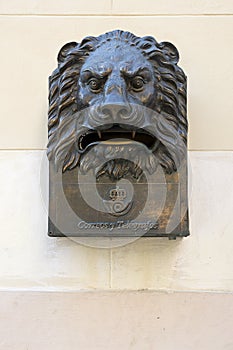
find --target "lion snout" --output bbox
[100,102,132,121]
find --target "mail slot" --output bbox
[47,30,189,239]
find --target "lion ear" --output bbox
[57,42,78,63]
[160,41,179,64]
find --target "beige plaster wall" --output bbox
[0,15,233,150]
[0,151,233,292]
[1,291,233,350]
[0,1,233,348]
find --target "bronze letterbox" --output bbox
[47,30,189,239]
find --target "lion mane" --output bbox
[47,30,187,175]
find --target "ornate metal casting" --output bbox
[47,30,189,239]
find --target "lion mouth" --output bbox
[77,125,160,153]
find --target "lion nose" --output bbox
[100,88,131,121]
[101,103,131,120]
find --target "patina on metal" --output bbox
[47,30,189,238]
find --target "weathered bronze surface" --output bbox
[47,30,189,238]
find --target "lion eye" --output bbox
[130,76,145,92]
[88,78,103,92]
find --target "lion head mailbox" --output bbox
[47,30,189,239]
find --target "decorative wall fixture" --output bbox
[47,30,189,239]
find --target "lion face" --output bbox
[78,42,156,110]
[76,42,158,179]
[47,30,187,180]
